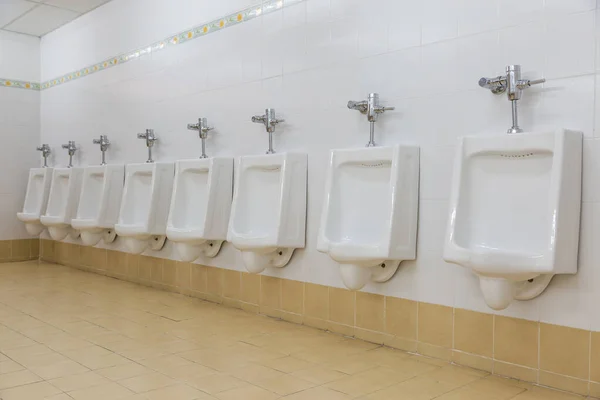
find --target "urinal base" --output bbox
[104,229,117,244]
[122,237,149,254]
[48,226,70,241]
[514,274,554,301]
[24,223,45,236]
[371,260,400,283]
[149,236,167,251]
[241,247,295,274]
[69,229,80,240]
[80,230,103,246]
[173,240,224,262]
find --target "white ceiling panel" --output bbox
[0,0,37,27]
[42,0,112,14]
[3,4,78,36]
[1,0,114,37]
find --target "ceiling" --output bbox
[0,0,113,37]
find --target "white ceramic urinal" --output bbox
[317,145,420,290]
[228,152,307,274]
[444,129,582,310]
[17,168,53,236]
[40,168,84,240]
[72,165,124,246]
[115,163,174,254]
[167,158,233,261]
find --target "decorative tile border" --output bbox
[0,78,40,91]
[39,0,302,90]
[0,0,303,91]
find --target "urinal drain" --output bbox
[500,152,535,158]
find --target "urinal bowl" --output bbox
[40,217,80,241]
[73,164,125,246]
[444,130,583,310]
[17,167,54,236]
[172,239,224,262]
[228,152,307,274]
[317,145,420,290]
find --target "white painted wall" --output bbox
[0,31,40,240]
[39,0,600,330]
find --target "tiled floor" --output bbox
[0,261,587,400]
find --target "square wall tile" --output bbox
[385,297,417,340]
[107,250,126,275]
[282,279,304,314]
[538,371,589,396]
[0,240,11,261]
[356,292,385,332]
[176,262,191,289]
[418,302,453,348]
[163,260,178,286]
[260,276,282,310]
[591,332,600,382]
[494,316,538,369]
[206,266,223,296]
[241,272,260,305]
[329,287,355,327]
[41,240,55,261]
[223,269,241,300]
[304,283,329,321]
[31,239,40,258]
[454,309,493,357]
[11,239,30,260]
[191,264,207,293]
[540,323,590,380]
[126,253,139,279]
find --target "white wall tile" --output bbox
[32,0,600,330]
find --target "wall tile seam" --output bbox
[39,0,304,91]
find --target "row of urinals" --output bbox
[18,82,584,311]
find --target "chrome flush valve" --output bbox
[479,64,545,134]
[187,118,214,159]
[36,144,51,168]
[92,135,110,165]
[348,93,395,147]
[137,129,158,163]
[61,141,77,168]
[252,108,285,154]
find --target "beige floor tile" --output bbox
[30,359,90,380]
[95,362,154,381]
[138,383,216,400]
[181,372,246,394]
[49,371,110,391]
[68,381,134,400]
[0,359,25,374]
[326,366,413,397]
[291,366,348,385]
[0,369,42,389]
[0,381,62,400]
[230,363,284,383]
[256,373,315,395]
[215,384,279,400]
[283,386,353,400]
[259,356,314,373]
[118,372,177,393]
[363,376,458,400]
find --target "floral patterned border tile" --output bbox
[38,0,301,90]
[0,78,40,91]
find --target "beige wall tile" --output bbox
[106,250,126,275]
[241,273,260,305]
[138,256,153,281]
[163,260,177,286]
[54,242,67,264]
[355,328,385,345]
[223,269,241,300]
[79,246,94,268]
[190,264,207,293]
[327,321,355,337]
[282,279,304,315]
[418,302,453,348]
[590,382,600,398]
[417,342,452,361]
[493,361,537,383]
[92,247,107,270]
[11,239,30,260]
[383,334,417,353]
[538,371,589,396]
[356,292,385,332]
[385,297,417,340]
[452,351,493,373]
[0,240,11,261]
[260,276,281,310]
[67,243,81,266]
[591,332,600,383]
[41,239,55,261]
[304,283,329,321]
[31,238,40,258]
[206,266,223,296]
[454,309,493,358]
[494,316,538,369]
[329,287,354,327]
[176,262,191,289]
[149,257,163,282]
[126,253,139,279]
[540,323,589,380]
